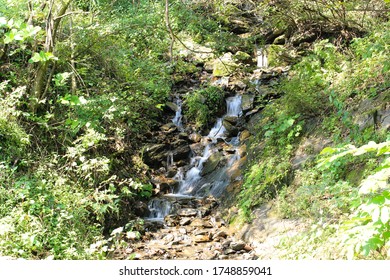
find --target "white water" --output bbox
[257,47,268,68]
[172,97,183,131]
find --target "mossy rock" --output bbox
[233,51,252,63]
[212,53,239,77]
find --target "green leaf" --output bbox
[380,207,389,224]
[320,147,337,155]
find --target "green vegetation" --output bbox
[239,18,390,259]
[184,86,226,129]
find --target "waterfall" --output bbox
[257,47,268,69]
[146,94,243,222]
[172,97,183,131]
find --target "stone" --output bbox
[161,122,177,133]
[230,240,246,251]
[273,34,286,45]
[177,208,198,217]
[212,53,239,77]
[143,143,169,167]
[165,102,179,113]
[213,230,228,239]
[171,141,191,162]
[233,51,252,63]
[189,133,202,143]
[132,201,150,217]
[180,217,192,226]
[194,235,210,243]
[241,94,255,112]
[223,116,238,125]
[239,130,250,142]
[222,120,239,137]
[201,152,223,176]
[191,218,212,228]
[164,215,179,227]
[218,254,229,260]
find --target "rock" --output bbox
[161,122,177,133]
[222,120,239,137]
[213,230,228,239]
[177,208,198,217]
[240,130,250,142]
[224,116,238,125]
[163,234,175,244]
[165,102,179,113]
[190,143,204,156]
[241,94,255,112]
[201,152,223,176]
[194,235,210,243]
[230,240,246,251]
[224,248,236,255]
[143,144,169,167]
[180,218,192,226]
[191,218,212,228]
[218,254,229,260]
[233,51,252,63]
[171,140,191,161]
[238,144,247,157]
[189,133,202,143]
[212,53,239,77]
[178,132,189,140]
[164,215,179,227]
[152,176,179,193]
[132,201,150,217]
[179,227,187,234]
[273,34,286,45]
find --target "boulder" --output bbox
[177,208,198,217]
[230,240,246,251]
[143,144,169,167]
[171,140,191,161]
[201,152,223,176]
[222,120,239,137]
[165,102,179,113]
[161,122,177,133]
[241,94,255,112]
[211,53,239,77]
[239,130,251,142]
[224,116,238,125]
[189,133,202,143]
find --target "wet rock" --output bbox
[201,152,223,176]
[230,240,246,251]
[190,143,204,156]
[178,132,189,140]
[152,176,179,193]
[224,116,238,125]
[165,102,179,113]
[222,120,239,137]
[171,140,191,162]
[241,94,255,112]
[132,201,150,217]
[177,208,198,217]
[238,144,247,157]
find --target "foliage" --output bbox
[184,86,225,129]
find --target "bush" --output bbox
[185,86,225,129]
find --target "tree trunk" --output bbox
[30,0,72,112]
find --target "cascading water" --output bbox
[146,94,243,222]
[171,96,184,131]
